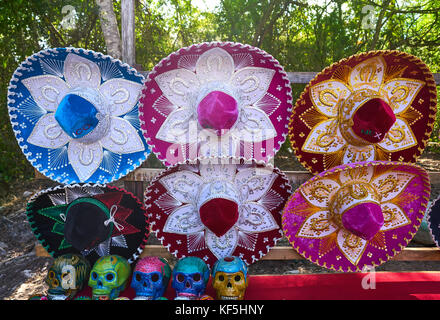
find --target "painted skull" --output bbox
[88,255,131,300]
[131,256,172,300]
[45,254,90,300]
[212,256,248,300]
[172,256,210,300]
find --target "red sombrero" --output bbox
[139,42,292,166]
[144,160,292,267]
[289,50,437,174]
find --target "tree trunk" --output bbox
[252,0,279,47]
[96,0,122,59]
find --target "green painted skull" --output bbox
[88,255,131,300]
[45,254,91,300]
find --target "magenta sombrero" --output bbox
[139,42,292,166]
[145,160,292,267]
[282,160,430,272]
[289,50,437,174]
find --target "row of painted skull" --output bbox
[30,254,247,300]
[6,41,440,299]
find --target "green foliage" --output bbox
[1,0,440,190]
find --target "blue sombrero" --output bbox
[8,47,150,184]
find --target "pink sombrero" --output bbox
[282,161,430,272]
[145,160,292,267]
[139,42,292,166]
[289,50,437,174]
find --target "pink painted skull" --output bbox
[130,256,171,300]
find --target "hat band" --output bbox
[197,181,240,210]
[104,205,124,231]
[338,89,383,147]
[328,182,381,226]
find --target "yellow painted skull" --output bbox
[212,257,248,300]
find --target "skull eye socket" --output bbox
[192,273,201,282]
[105,273,115,282]
[151,273,159,282]
[91,272,98,280]
[234,275,241,282]
[177,274,185,282]
[218,275,225,281]
[135,273,142,282]
[48,271,55,279]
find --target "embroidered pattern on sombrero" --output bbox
[289,51,437,174]
[145,160,292,267]
[426,195,440,248]
[8,47,149,184]
[139,42,292,166]
[282,161,430,272]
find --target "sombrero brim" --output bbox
[26,184,149,265]
[282,161,430,272]
[139,41,292,166]
[8,47,150,184]
[289,50,437,175]
[426,196,440,247]
[145,159,292,267]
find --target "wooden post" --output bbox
[120,0,142,200]
[121,0,135,66]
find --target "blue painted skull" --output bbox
[131,256,171,300]
[172,256,210,300]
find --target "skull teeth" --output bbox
[221,296,238,300]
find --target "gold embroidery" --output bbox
[310,218,331,232]
[316,120,338,148]
[319,89,339,107]
[384,65,407,82]
[382,207,396,223]
[375,175,398,198]
[398,106,422,126]
[331,65,351,84]
[299,107,329,130]
[358,63,378,83]
[318,232,338,257]
[387,126,405,143]
[343,233,361,249]
[323,148,346,170]
[309,182,333,201]
[390,85,409,103]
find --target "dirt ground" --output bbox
[2,150,440,300]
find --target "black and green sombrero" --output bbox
[27,184,149,265]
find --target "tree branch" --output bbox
[369,0,392,50]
